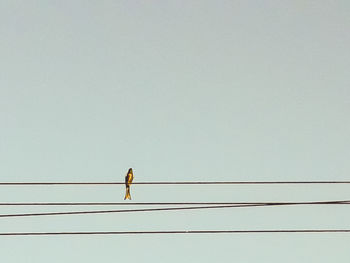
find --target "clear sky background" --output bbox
[0,1,349,262]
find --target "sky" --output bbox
[0,1,349,262]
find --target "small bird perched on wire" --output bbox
[124,168,134,200]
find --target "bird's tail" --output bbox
[124,186,131,200]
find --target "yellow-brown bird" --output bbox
[124,168,134,200]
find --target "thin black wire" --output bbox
[0,200,349,206]
[0,201,349,218]
[0,204,261,218]
[0,181,350,185]
[1,230,350,236]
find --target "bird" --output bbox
[124,168,134,200]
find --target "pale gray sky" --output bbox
[0,1,349,262]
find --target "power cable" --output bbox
[0,181,350,185]
[0,204,261,218]
[0,200,349,218]
[0,200,348,206]
[1,230,350,236]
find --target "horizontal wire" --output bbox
[0,200,349,206]
[1,230,350,236]
[0,201,349,218]
[0,181,350,185]
[0,204,261,218]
